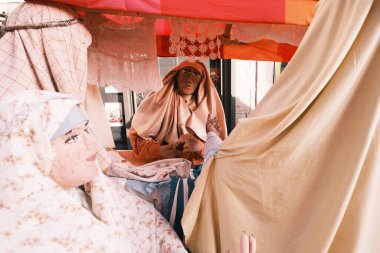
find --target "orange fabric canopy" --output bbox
[47,0,318,61]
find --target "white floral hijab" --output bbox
[0,90,184,252]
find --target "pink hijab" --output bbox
[132,60,227,144]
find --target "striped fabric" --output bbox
[166,166,202,240]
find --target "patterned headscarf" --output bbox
[0,90,184,252]
[0,0,91,101]
[0,0,117,168]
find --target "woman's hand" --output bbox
[159,144,177,159]
[178,134,203,153]
[227,231,256,253]
[206,114,221,136]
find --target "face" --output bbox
[49,121,99,189]
[176,67,203,96]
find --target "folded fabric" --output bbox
[107,151,192,182]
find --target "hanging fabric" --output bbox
[182,0,380,252]
[169,17,225,59]
[86,14,162,92]
[230,23,308,46]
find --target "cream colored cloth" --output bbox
[107,151,192,182]
[0,0,115,161]
[132,60,227,144]
[0,90,185,253]
[182,0,380,252]
[84,84,115,148]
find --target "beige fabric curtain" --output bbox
[182,0,380,252]
[84,84,115,148]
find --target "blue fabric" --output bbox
[166,165,202,239]
[124,165,203,239]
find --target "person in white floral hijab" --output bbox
[0,90,186,253]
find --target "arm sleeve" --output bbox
[129,128,161,161]
[204,132,222,165]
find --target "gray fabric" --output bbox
[51,105,88,140]
[125,179,172,216]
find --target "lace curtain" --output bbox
[169,17,225,59]
[230,23,308,46]
[85,14,162,92]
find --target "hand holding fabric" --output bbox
[159,144,177,159]
[178,134,203,153]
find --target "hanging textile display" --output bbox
[182,0,380,252]
[169,17,225,59]
[86,15,162,92]
[230,23,308,46]
[44,0,318,61]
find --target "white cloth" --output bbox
[86,15,162,92]
[107,151,192,182]
[204,132,222,165]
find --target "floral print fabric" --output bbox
[0,91,185,253]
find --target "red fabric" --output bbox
[45,0,316,60]
[51,0,161,14]
[47,0,303,24]
[129,128,205,165]
[160,0,285,23]
[223,40,298,62]
[155,19,171,36]
[156,36,175,57]
[157,36,298,62]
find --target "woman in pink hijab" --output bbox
[129,60,227,239]
[130,60,227,165]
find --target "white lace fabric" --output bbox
[85,14,162,92]
[168,17,308,59]
[230,23,308,46]
[169,17,225,59]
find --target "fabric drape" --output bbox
[86,15,162,93]
[0,90,185,253]
[0,0,90,101]
[182,0,380,252]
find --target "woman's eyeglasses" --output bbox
[179,68,202,79]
